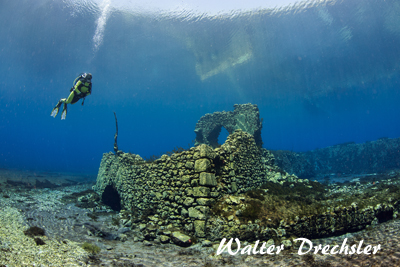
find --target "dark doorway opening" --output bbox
[102,185,121,211]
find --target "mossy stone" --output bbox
[193,187,210,197]
[196,198,213,205]
[160,235,170,244]
[183,197,195,206]
[199,172,217,187]
[194,220,206,237]
[194,159,211,172]
[171,231,192,247]
[188,207,208,220]
[185,161,194,169]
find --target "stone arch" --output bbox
[194,104,263,148]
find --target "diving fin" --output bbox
[50,101,62,118]
[50,106,59,118]
[61,103,67,120]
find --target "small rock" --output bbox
[118,234,128,242]
[171,231,192,247]
[202,240,212,247]
[160,235,171,244]
[143,240,153,246]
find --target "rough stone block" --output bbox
[210,192,220,198]
[181,175,191,183]
[183,197,195,206]
[194,159,211,172]
[197,206,210,215]
[181,208,188,217]
[199,172,217,187]
[231,182,237,193]
[190,179,199,186]
[188,206,209,220]
[194,220,206,237]
[196,198,213,205]
[193,186,210,197]
[188,207,203,219]
[226,195,243,205]
[185,188,193,196]
[160,235,170,244]
[185,161,194,169]
[199,144,216,159]
[171,231,192,247]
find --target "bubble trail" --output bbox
[93,0,111,53]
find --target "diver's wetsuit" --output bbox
[51,73,92,120]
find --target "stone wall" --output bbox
[93,130,291,238]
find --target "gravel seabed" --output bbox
[0,169,399,266]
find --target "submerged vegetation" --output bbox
[81,242,101,254]
[212,173,400,232]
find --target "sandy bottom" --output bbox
[0,169,399,266]
[0,168,96,185]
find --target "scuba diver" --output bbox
[51,73,92,120]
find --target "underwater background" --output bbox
[1,0,400,176]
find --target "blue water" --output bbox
[1,0,400,175]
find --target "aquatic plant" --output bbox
[144,154,160,163]
[241,199,264,221]
[81,242,101,254]
[245,189,265,201]
[260,181,325,198]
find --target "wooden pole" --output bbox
[113,112,118,154]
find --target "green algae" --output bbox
[213,174,400,232]
[81,242,101,254]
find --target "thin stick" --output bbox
[114,112,118,154]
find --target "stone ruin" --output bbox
[194,103,263,148]
[93,103,397,245]
[93,129,290,241]
[93,104,295,242]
